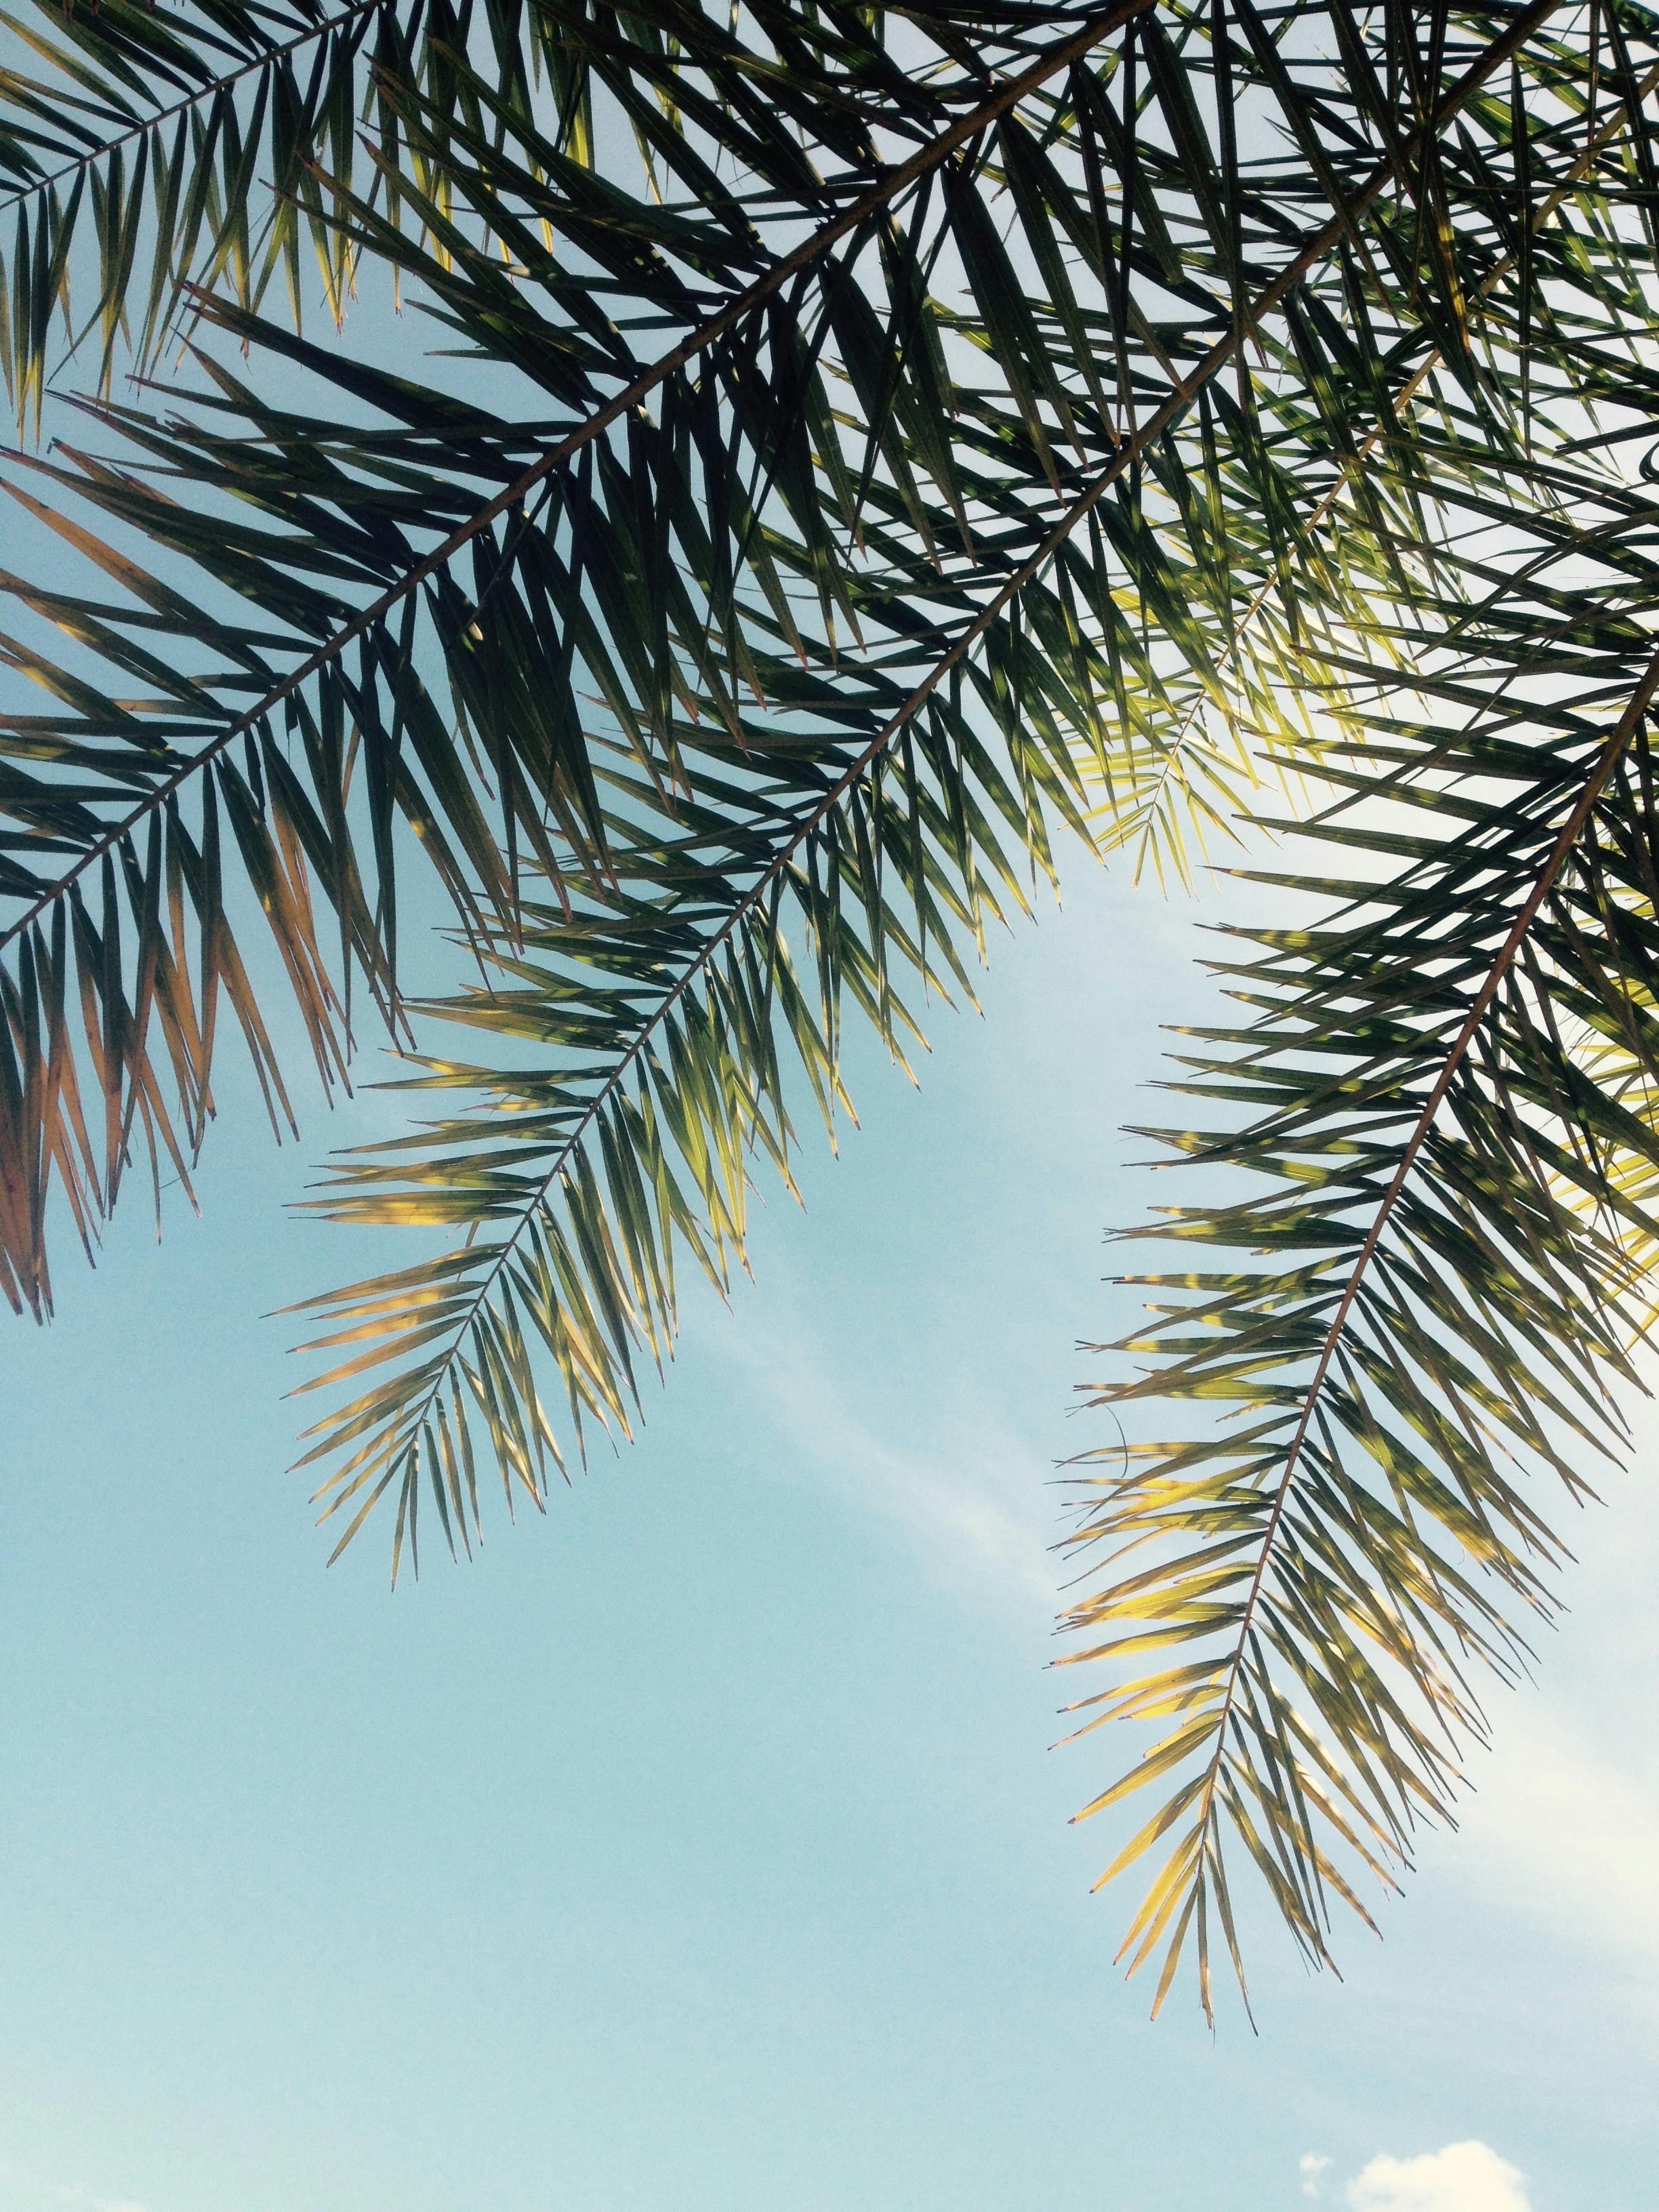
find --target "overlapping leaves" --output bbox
[0,0,1154,1313]
[9,0,1659,2022]
[264,0,1603,1564]
[1063,335,1659,2015]
[5,0,1647,1469]
[0,0,880,426]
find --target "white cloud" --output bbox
[1344,2142,1530,2212]
[1301,2152,1334,2199]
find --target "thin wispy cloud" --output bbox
[1410,1418,1659,1979]
[0,2173,148,2212]
[705,1303,1060,1618]
[1343,2142,1530,2212]
[1439,1435,1659,1975]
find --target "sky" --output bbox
[5,845,1658,2212]
[5,56,1659,2202]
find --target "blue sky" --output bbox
[5,842,1656,2212]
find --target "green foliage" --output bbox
[7,0,1659,2015]
[0,0,773,429]
[1063,327,1659,2013]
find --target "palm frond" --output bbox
[9,3,1659,1879]
[287,681,1055,1571]
[9,0,1659,2025]
[1088,25,1659,884]
[3,0,417,426]
[1065,348,1659,2015]
[1,0,1161,1313]
[279,0,1596,1568]
[0,0,1160,431]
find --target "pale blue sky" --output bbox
[5,840,1656,2212]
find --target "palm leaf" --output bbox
[9,1,1659,2024]
[1065,345,1659,2013]
[1,0,1164,1312]
[1090,42,1659,885]
[0,0,1163,431]
[280,0,1582,1567]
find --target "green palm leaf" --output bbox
[0,0,1159,430]
[281,0,1578,1565]
[9,0,1659,2026]
[2,0,1163,1313]
[1065,356,1659,2014]
[3,0,424,426]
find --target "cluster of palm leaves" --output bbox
[7,0,1659,2017]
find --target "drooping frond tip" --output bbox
[1065,533,1659,2017]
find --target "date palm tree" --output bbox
[5,0,1659,2020]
